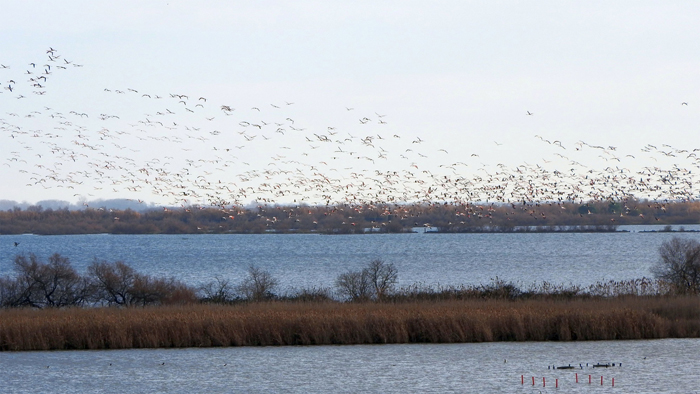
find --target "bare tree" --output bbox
[87,260,136,306]
[335,270,372,302]
[0,275,24,308]
[365,259,398,300]
[87,259,197,306]
[11,253,90,308]
[199,276,236,303]
[236,265,278,301]
[335,260,398,301]
[128,275,195,306]
[653,237,700,294]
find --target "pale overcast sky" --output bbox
[1,1,699,206]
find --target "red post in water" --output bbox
[521,375,524,385]
[556,378,558,388]
[612,377,615,387]
[601,376,603,385]
[576,373,578,383]
[532,376,535,386]
[589,375,592,384]
[543,377,546,387]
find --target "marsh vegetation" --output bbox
[1,237,698,351]
[1,296,698,351]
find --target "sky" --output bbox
[1,1,699,207]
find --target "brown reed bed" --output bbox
[1,296,698,351]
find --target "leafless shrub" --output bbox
[653,237,700,294]
[9,253,90,308]
[335,270,373,302]
[586,278,668,297]
[87,260,137,306]
[365,259,398,300]
[0,275,24,307]
[281,286,334,302]
[199,276,237,303]
[87,259,196,306]
[336,259,398,301]
[476,277,522,299]
[236,265,279,301]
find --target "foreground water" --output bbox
[1,339,698,393]
[2,225,700,289]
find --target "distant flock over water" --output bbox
[2,48,699,213]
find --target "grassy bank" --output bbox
[1,296,698,351]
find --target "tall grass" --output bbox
[1,296,698,351]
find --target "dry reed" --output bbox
[1,296,698,351]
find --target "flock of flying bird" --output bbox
[1,48,699,213]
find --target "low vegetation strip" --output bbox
[1,297,699,351]
[2,200,699,235]
[2,238,698,351]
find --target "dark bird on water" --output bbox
[14,242,20,247]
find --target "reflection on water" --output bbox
[2,339,699,393]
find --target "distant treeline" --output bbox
[0,199,699,235]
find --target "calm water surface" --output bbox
[2,225,700,289]
[1,339,698,393]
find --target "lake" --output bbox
[2,226,699,393]
[1,339,698,393]
[2,225,700,290]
